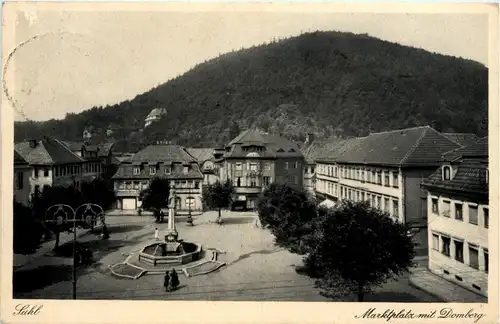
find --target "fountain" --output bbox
[137,189,202,266]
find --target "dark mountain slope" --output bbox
[14,31,488,152]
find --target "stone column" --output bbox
[165,189,178,242]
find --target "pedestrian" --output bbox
[163,271,170,292]
[170,269,179,291]
[154,227,159,241]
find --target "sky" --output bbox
[3,4,490,122]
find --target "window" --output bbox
[367,170,371,183]
[483,208,489,228]
[293,162,299,169]
[393,199,399,217]
[455,204,463,221]
[484,250,489,273]
[133,167,140,175]
[264,163,271,171]
[263,176,271,186]
[441,236,450,257]
[392,172,399,187]
[377,196,382,209]
[236,177,241,187]
[285,162,289,170]
[372,170,376,183]
[165,166,171,175]
[250,176,257,187]
[377,172,382,185]
[454,240,464,263]
[183,166,189,174]
[360,170,364,181]
[443,166,452,180]
[442,201,451,217]
[361,192,365,201]
[469,246,479,269]
[432,198,439,214]
[149,166,156,175]
[16,172,23,190]
[235,163,242,170]
[384,197,390,212]
[384,173,390,187]
[133,181,139,190]
[432,234,439,250]
[469,205,478,225]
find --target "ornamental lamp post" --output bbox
[187,184,193,226]
[45,203,104,300]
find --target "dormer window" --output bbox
[133,167,140,175]
[442,165,452,181]
[165,166,171,175]
[277,148,285,152]
[183,166,189,174]
[149,166,156,175]
[289,148,296,152]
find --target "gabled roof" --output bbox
[225,129,304,159]
[186,148,215,163]
[443,137,488,162]
[331,126,461,167]
[130,144,196,165]
[98,142,114,157]
[422,158,488,198]
[442,133,480,147]
[14,150,28,165]
[15,138,84,165]
[314,138,365,163]
[61,141,85,152]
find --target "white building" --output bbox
[422,137,488,297]
[13,151,33,206]
[315,126,462,256]
[144,107,167,128]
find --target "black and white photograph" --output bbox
[1,2,498,323]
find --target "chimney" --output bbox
[29,139,38,148]
[306,133,315,144]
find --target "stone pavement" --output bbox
[409,265,487,303]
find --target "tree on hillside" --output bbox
[256,183,317,254]
[139,177,170,223]
[13,201,44,255]
[303,201,415,301]
[32,185,85,251]
[228,122,241,141]
[202,180,235,225]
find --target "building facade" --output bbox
[144,107,167,128]
[220,129,305,210]
[13,151,33,206]
[15,137,100,198]
[315,126,462,256]
[186,148,220,185]
[112,143,204,214]
[300,133,318,199]
[63,141,116,178]
[422,137,489,296]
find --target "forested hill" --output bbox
[14,31,488,152]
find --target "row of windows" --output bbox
[317,164,399,188]
[339,186,400,218]
[233,176,272,187]
[119,180,201,190]
[431,198,488,228]
[432,232,488,273]
[284,161,301,170]
[234,162,272,171]
[133,165,189,176]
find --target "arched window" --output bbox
[185,197,195,208]
[442,165,452,180]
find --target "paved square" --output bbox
[13,211,441,302]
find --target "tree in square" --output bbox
[302,200,415,302]
[202,180,235,225]
[139,177,170,223]
[13,201,44,255]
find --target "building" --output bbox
[144,107,167,128]
[300,133,319,199]
[62,141,116,177]
[14,137,100,197]
[13,151,33,206]
[315,126,461,256]
[186,148,220,185]
[421,137,488,296]
[112,143,204,213]
[220,129,305,210]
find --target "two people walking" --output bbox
[163,269,180,292]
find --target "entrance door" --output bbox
[122,198,137,210]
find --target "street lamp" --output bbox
[45,203,104,300]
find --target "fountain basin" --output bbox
[138,241,202,266]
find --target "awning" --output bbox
[319,199,336,208]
